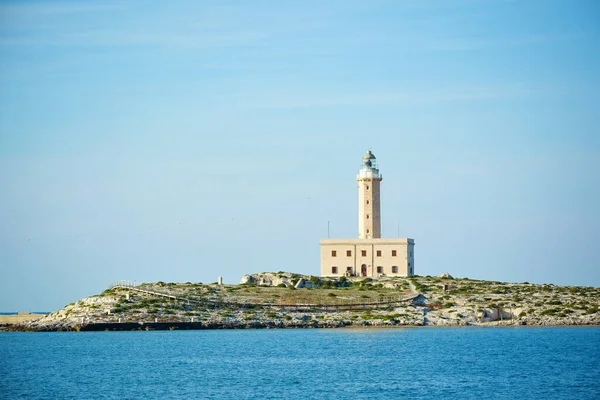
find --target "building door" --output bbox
[361,264,367,277]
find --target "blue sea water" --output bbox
[1,327,599,399]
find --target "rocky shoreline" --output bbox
[4,273,599,332]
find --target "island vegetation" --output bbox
[4,272,599,331]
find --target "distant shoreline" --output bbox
[0,312,49,315]
[3,321,599,333]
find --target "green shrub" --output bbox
[361,312,373,320]
[540,308,561,316]
[321,281,332,289]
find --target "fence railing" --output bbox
[108,281,139,289]
[108,282,421,311]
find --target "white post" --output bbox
[218,277,223,285]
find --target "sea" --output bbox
[1,327,599,399]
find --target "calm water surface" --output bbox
[1,327,599,399]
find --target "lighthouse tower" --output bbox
[357,150,382,239]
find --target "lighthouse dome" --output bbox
[363,150,376,160]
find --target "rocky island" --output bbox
[4,273,599,332]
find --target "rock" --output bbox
[294,279,316,289]
[411,294,427,306]
[240,273,290,287]
[439,273,453,279]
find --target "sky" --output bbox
[1,0,599,311]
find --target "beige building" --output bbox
[320,151,415,277]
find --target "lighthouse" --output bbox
[320,150,415,277]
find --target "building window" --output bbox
[392,250,397,256]
[366,200,370,205]
[361,250,367,257]
[410,251,413,257]
[392,266,398,273]
[332,250,337,257]
[377,266,383,273]
[408,262,411,267]
[376,250,381,257]
[332,266,338,274]
[346,250,352,257]
[346,266,352,272]
[366,185,370,190]
[366,214,370,219]
[366,229,370,234]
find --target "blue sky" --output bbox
[1,0,599,311]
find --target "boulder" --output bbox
[294,279,316,289]
[239,273,290,287]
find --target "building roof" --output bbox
[362,150,376,160]
[320,238,414,245]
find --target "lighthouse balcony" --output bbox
[357,170,382,179]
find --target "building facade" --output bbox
[320,151,415,277]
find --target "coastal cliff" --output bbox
[6,273,599,331]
